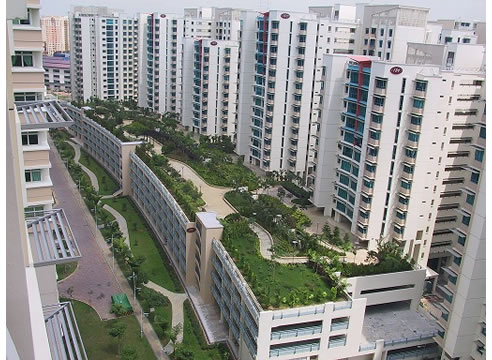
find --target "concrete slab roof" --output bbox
[362,302,439,343]
[196,212,223,229]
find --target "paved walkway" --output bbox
[67,140,99,192]
[51,143,122,320]
[144,281,187,344]
[147,137,235,218]
[250,223,273,260]
[103,204,130,249]
[51,140,169,360]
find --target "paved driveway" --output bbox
[51,144,123,320]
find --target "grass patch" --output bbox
[176,300,230,360]
[221,216,340,309]
[66,299,155,360]
[56,262,77,281]
[79,149,119,195]
[102,196,183,293]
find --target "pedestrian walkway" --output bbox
[103,204,130,249]
[67,140,99,192]
[250,223,273,260]
[50,140,169,360]
[145,281,188,350]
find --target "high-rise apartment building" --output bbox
[183,39,240,137]
[309,43,484,264]
[138,8,243,124]
[430,19,486,45]
[43,53,71,92]
[7,0,85,358]
[240,9,359,175]
[41,16,70,55]
[69,6,139,101]
[356,5,429,62]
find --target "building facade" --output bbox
[69,6,139,101]
[43,53,71,92]
[41,16,70,55]
[7,0,85,358]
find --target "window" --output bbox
[410,115,422,126]
[14,92,40,102]
[271,21,279,29]
[415,81,427,92]
[21,132,39,145]
[413,98,425,109]
[408,132,420,142]
[479,126,486,139]
[380,28,384,36]
[388,29,393,37]
[373,96,385,107]
[11,51,33,67]
[25,169,41,182]
[475,149,484,162]
[466,193,475,205]
[462,214,471,226]
[13,10,31,25]
[470,172,480,184]
[24,205,44,218]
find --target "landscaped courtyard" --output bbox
[68,299,155,360]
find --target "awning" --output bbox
[447,247,463,258]
[16,100,74,129]
[26,209,81,266]
[43,302,88,360]
[442,266,458,278]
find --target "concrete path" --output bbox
[51,140,169,359]
[250,223,273,260]
[67,140,99,192]
[101,188,123,199]
[102,204,130,249]
[145,281,188,343]
[168,158,235,218]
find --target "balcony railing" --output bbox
[43,302,88,360]
[26,209,82,267]
[270,341,320,358]
[271,325,322,340]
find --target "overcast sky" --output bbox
[40,0,486,21]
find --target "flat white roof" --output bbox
[196,212,223,229]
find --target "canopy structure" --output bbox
[26,209,81,267]
[111,293,133,314]
[16,100,74,129]
[43,302,88,360]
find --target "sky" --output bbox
[41,0,486,21]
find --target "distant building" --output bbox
[43,53,71,92]
[41,16,70,55]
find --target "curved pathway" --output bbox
[67,140,99,192]
[250,223,273,260]
[102,204,130,249]
[145,281,188,345]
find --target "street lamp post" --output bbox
[140,309,149,338]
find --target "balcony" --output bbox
[401,170,414,181]
[372,104,384,113]
[367,137,380,146]
[406,138,419,148]
[43,302,88,359]
[294,87,303,94]
[26,209,82,267]
[270,340,320,358]
[399,184,411,196]
[363,169,376,180]
[411,105,424,115]
[397,201,409,212]
[290,133,299,140]
[361,184,373,195]
[408,122,421,132]
[414,89,427,98]
[393,228,404,241]
[358,215,369,226]
[373,87,386,96]
[291,122,300,130]
[271,325,322,341]
[359,201,371,211]
[403,154,416,165]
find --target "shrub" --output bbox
[281,181,311,199]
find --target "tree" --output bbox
[332,226,341,245]
[174,344,194,360]
[322,223,332,241]
[109,321,126,354]
[111,303,126,317]
[121,345,138,360]
[277,187,286,200]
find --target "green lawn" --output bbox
[56,262,78,281]
[221,217,339,309]
[102,197,183,293]
[177,301,229,360]
[79,149,119,195]
[67,299,156,360]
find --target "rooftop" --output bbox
[196,212,223,229]
[362,302,439,344]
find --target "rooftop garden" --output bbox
[220,215,345,309]
[224,190,340,258]
[135,145,205,221]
